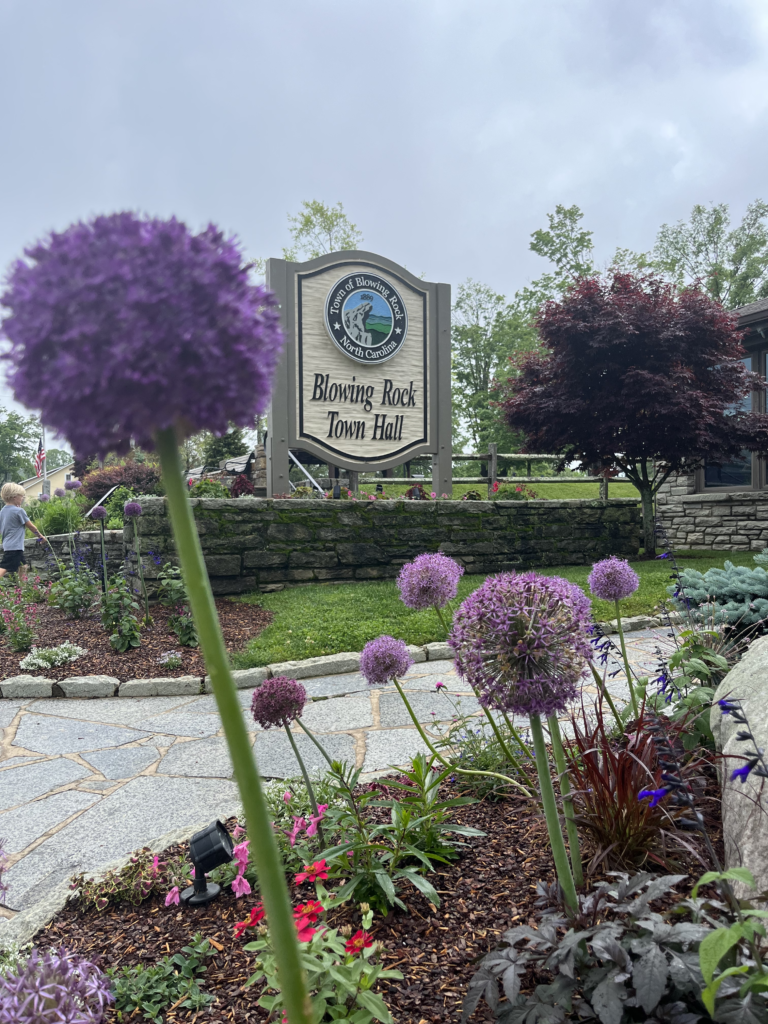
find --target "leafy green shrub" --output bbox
[19,641,86,671]
[189,478,230,498]
[34,496,85,536]
[168,610,198,647]
[103,484,136,527]
[100,571,138,633]
[157,564,198,647]
[0,586,38,651]
[50,566,99,619]
[460,489,485,501]
[290,485,316,499]
[494,483,538,500]
[672,548,768,628]
[107,934,214,1024]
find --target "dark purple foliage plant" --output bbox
[0,947,113,1023]
[0,212,313,1021]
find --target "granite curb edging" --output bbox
[0,616,677,700]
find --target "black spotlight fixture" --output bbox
[332,483,341,499]
[181,820,234,906]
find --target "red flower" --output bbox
[296,921,317,942]
[492,480,499,493]
[294,859,329,885]
[293,899,323,925]
[345,930,374,955]
[234,904,265,938]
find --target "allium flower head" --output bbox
[123,501,142,518]
[39,493,50,503]
[449,572,592,717]
[90,505,107,520]
[250,676,307,729]
[360,635,413,686]
[0,947,113,1022]
[397,552,464,610]
[54,488,65,498]
[1,212,284,458]
[64,479,82,491]
[587,557,640,602]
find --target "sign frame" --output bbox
[266,250,452,495]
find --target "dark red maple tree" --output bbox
[498,272,768,555]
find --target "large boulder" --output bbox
[711,635,768,899]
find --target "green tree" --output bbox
[650,200,768,309]
[528,203,595,288]
[282,200,363,261]
[45,449,73,470]
[202,426,249,468]
[0,409,40,481]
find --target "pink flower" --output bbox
[492,480,499,493]
[283,791,292,804]
[233,840,250,871]
[435,681,445,690]
[295,859,329,884]
[287,816,307,847]
[232,873,252,898]
[305,804,328,838]
[232,824,246,839]
[368,494,375,501]
[430,491,437,498]
[164,886,180,907]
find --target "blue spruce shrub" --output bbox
[670,548,768,627]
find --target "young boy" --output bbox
[0,482,47,580]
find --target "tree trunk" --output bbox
[639,483,656,557]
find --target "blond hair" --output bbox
[1,482,26,504]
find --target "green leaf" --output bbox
[701,964,750,1015]
[692,867,756,898]
[356,989,394,1023]
[397,869,440,906]
[373,871,396,904]
[699,924,745,985]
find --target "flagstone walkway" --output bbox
[0,626,675,939]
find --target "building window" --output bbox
[703,356,756,489]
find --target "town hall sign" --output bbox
[265,251,452,496]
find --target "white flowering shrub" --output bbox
[19,641,87,671]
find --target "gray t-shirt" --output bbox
[0,505,30,551]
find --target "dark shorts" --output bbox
[0,550,28,573]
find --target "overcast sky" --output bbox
[1,0,767,429]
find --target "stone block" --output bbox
[119,676,202,697]
[711,636,768,898]
[204,554,241,576]
[424,642,454,661]
[406,644,427,664]
[58,676,120,698]
[0,676,54,698]
[336,543,385,565]
[288,551,338,568]
[242,551,288,568]
[268,652,361,679]
[204,667,270,693]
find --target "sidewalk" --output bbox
[0,626,674,936]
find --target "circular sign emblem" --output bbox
[324,272,408,365]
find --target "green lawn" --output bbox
[357,481,641,501]
[232,549,759,668]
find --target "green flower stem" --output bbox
[479,704,535,788]
[499,709,535,762]
[392,677,534,800]
[134,523,152,626]
[614,600,639,719]
[282,720,325,847]
[546,714,583,888]
[433,603,450,636]
[295,719,336,771]
[589,663,624,735]
[529,713,578,915]
[98,521,108,593]
[154,427,310,1024]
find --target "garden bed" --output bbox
[0,599,272,683]
[33,771,723,1024]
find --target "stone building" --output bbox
[656,297,768,550]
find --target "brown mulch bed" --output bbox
[0,600,272,683]
[34,774,724,1024]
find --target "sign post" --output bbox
[266,251,451,496]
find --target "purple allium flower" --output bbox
[1,212,284,458]
[0,947,113,1022]
[64,479,82,491]
[360,635,413,686]
[250,676,307,729]
[38,493,50,502]
[89,505,107,520]
[587,557,640,602]
[396,553,464,610]
[123,501,142,519]
[54,488,65,498]
[449,572,592,717]
[638,787,669,807]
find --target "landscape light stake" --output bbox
[546,714,583,887]
[155,426,311,1024]
[529,713,578,915]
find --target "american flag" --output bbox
[34,438,46,477]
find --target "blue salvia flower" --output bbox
[638,787,669,808]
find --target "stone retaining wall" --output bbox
[657,473,768,551]
[123,496,642,595]
[3,530,125,577]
